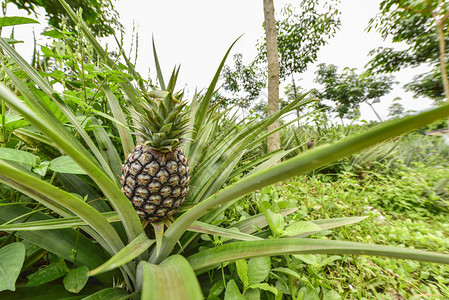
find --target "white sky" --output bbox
[113,0,434,122]
[4,0,435,122]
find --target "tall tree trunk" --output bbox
[263,0,280,153]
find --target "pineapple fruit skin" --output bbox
[120,143,190,222]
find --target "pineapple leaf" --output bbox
[152,222,165,257]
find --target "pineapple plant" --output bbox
[120,83,191,222]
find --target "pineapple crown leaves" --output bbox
[133,85,193,153]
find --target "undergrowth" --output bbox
[216,133,449,299]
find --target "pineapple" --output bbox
[120,88,191,222]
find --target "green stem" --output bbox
[73,227,80,267]
[1,99,6,146]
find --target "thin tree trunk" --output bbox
[291,73,301,127]
[291,73,298,100]
[367,102,383,122]
[434,7,449,101]
[433,2,449,129]
[263,0,280,153]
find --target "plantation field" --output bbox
[197,133,449,299]
[2,1,449,299]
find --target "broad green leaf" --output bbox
[208,280,225,299]
[137,255,203,300]
[64,266,89,293]
[247,256,271,286]
[298,286,320,300]
[235,260,249,290]
[244,288,260,300]
[188,238,449,275]
[0,148,36,166]
[292,254,317,265]
[42,29,65,39]
[282,221,322,237]
[0,242,26,292]
[272,267,316,291]
[81,287,131,300]
[33,161,49,177]
[247,283,278,295]
[0,113,30,132]
[265,209,285,236]
[224,280,245,300]
[89,232,154,276]
[0,16,39,27]
[323,289,342,300]
[49,156,87,174]
[26,261,69,287]
[0,37,23,44]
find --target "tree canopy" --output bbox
[314,63,396,120]
[7,0,121,37]
[366,0,449,102]
[221,0,340,109]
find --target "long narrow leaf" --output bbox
[0,159,125,255]
[152,37,166,90]
[0,212,119,231]
[187,238,449,275]
[151,102,449,263]
[89,232,154,276]
[90,116,122,178]
[57,0,143,112]
[0,83,143,243]
[0,39,118,182]
[233,208,300,234]
[103,85,134,156]
[188,221,262,241]
[0,205,116,285]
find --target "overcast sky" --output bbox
[5,0,435,121]
[112,0,434,122]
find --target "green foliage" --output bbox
[276,162,449,298]
[7,0,121,37]
[366,0,449,101]
[63,266,89,293]
[258,1,341,80]
[221,53,266,109]
[314,63,396,119]
[0,16,38,27]
[221,0,340,110]
[1,1,449,299]
[0,242,25,292]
